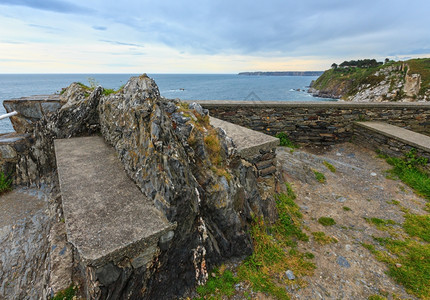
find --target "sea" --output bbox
[0,74,333,133]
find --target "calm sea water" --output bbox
[0,74,331,133]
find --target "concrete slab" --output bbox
[210,117,279,159]
[355,122,430,152]
[0,188,46,227]
[54,136,173,267]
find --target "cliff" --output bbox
[309,58,430,102]
[239,71,323,76]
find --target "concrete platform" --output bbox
[355,122,430,152]
[54,136,174,267]
[210,117,279,159]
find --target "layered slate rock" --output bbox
[98,75,278,298]
[3,95,61,133]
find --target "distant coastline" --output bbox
[238,71,324,76]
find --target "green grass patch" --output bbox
[403,214,430,242]
[383,149,430,200]
[102,88,116,96]
[311,231,337,245]
[236,183,315,299]
[196,267,238,299]
[0,171,12,195]
[342,206,351,211]
[387,199,400,206]
[365,217,396,230]
[276,132,299,148]
[52,285,77,300]
[368,295,387,300]
[318,217,336,226]
[313,170,326,183]
[370,237,430,299]
[323,161,336,173]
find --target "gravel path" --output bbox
[277,143,428,299]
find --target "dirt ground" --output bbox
[276,142,428,300]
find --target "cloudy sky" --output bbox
[0,0,429,73]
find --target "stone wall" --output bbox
[353,123,430,163]
[197,101,430,146]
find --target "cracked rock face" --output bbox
[97,75,275,298]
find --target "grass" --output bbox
[363,237,430,299]
[52,285,77,300]
[368,295,387,300]
[0,171,12,195]
[323,161,336,173]
[197,183,315,299]
[403,214,430,242]
[318,217,336,226]
[382,149,430,200]
[406,58,430,96]
[313,170,326,183]
[342,206,351,211]
[196,267,238,299]
[364,217,397,232]
[311,231,338,245]
[276,132,299,148]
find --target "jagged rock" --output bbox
[98,75,275,298]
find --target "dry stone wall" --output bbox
[199,101,430,145]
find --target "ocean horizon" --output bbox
[0,73,333,133]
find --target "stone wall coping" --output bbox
[355,121,430,152]
[55,136,174,267]
[210,117,279,158]
[190,100,430,109]
[4,95,61,102]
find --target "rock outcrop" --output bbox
[309,58,430,102]
[3,75,277,299]
[98,75,277,298]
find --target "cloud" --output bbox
[99,39,144,48]
[92,25,107,31]
[0,0,93,14]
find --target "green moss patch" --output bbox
[318,217,336,226]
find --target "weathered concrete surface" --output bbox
[0,187,51,299]
[54,136,174,267]
[3,95,61,133]
[210,117,279,159]
[355,121,430,152]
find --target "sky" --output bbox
[0,0,429,73]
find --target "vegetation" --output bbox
[313,170,326,183]
[0,171,12,195]
[406,58,430,95]
[312,58,430,100]
[311,231,337,245]
[276,132,299,148]
[52,285,78,300]
[380,149,430,200]
[196,267,238,299]
[323,161,336,173]
[318,217,336,226]
[196,183,315,299]
[342,206,351,211]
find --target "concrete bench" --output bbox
[54,136,175,270]
[354,121,430,161]
[210,117,279,177]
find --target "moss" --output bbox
[312,231,337,244]
[313,170,326,183]
[276,132,299,148]
[0,171,12,195]
[52,285,78,300]
[323,161,336,173]
[318,217,336,226]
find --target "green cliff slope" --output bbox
[309,58,430,102]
